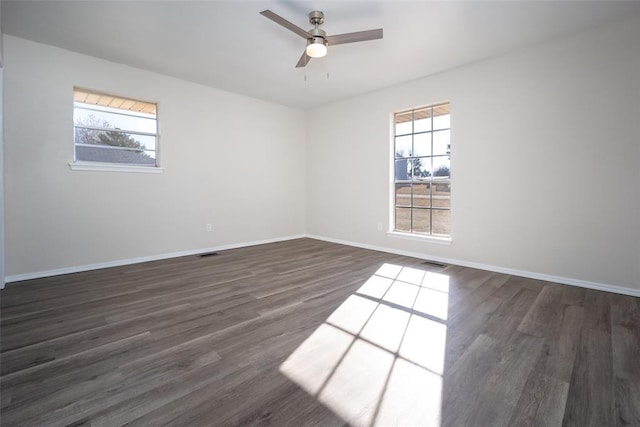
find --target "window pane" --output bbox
[433,104,450,130]
[395,159,411,181]
[395,135,412,157]
[432,209,451,236]
[432,156,450,178]
[75,129,157,151]
[392,103,451,238]
[395,208,411,232]
[433,130,450,156]
[76,146,156,165]
[395,111,412,136]
[432,183,451,208]
[412,157,432,181]
[414,108,432,133]
[412,208,430,233]
[395,183,411,207]
[413,183,431,207]
[143,150,157,160]
[74,106,156,134]
[413,132,431,157]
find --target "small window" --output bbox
[393,103,451,237]
[73,88,158,167]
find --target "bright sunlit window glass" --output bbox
[73,88,158,167]
[393,103,451,237]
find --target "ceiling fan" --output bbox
[260,9,383,68]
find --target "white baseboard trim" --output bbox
[6,233,639,298]
[305,234,640,298]
[5,234,307,284]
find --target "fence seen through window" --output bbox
[393,103,451,237]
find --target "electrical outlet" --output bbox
[377,222,383,231]
[206,223,213,232]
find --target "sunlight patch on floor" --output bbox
[326,295,378,335]
[280,263,450,426]
[319,338,395,426]
[375,358,443,426]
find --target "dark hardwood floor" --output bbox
[1,238,638,426]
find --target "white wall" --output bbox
[306,17,640,292]
[0,5,4,288]
[4,17,640,294]
[0,67,4,289]
[4,36,306,278]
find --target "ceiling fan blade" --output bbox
[260,10,311,39]
[295,50,311,68]
[326,28,383,46]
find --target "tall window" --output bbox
[393,103,451,237]
[73,88,158,167]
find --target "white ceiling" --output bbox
[3,1,640,109]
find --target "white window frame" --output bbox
[69,88,162,173]
[389,103,452,242]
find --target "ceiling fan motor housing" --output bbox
[308,28,327,46]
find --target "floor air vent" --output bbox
[199,252,219,258]
[422,260,447,268]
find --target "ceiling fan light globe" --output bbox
[306,41,327,58]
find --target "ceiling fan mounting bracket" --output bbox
[308,11,324,26]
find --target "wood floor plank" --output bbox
[509,373,569,426]
[563,327,615,426]
[83,358,253,427]
[1,238,637,426]
[1,303,189,376]
[443,295,503,368]
[518,284,568,338]
[542,304,585,383]
[482,287,539,341]
[448,331,544,427]
[508,302,584,425]
[441,333,500,426]
[610,293,640,425]
[583,289,612,332]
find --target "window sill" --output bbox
[387,231,452,245]
[69,162,164,174]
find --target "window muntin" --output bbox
[393,103,451,237]
[73,88,158,167]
